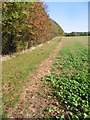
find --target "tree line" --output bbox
[2,2,64,55]
[65,32,88,37]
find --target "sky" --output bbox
[46,2,88,33]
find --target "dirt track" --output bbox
[9,37,64,118]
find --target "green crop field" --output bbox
[43,36,89,119]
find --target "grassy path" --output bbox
[2,36,62,117]
[8,37,64,118]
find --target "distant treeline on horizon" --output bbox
[65,32,89,36]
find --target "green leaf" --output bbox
[61,114,65,119]
[84,113,89,118]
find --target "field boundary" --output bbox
[1,36,61,62]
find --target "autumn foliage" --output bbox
[2,2,64,54]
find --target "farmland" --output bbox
[2,36,89,119]
[1,1,89,119]
[43,36,89,119]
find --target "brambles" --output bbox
[43,37,89,119]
